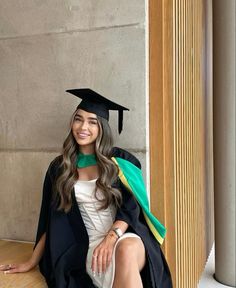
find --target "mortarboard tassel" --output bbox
[118,110,123,134]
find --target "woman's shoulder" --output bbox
[111,147,141,169]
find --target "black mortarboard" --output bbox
[66,88,129,134]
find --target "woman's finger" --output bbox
[106,251,112,270]
[4,267,19,274]
[0,264,13,271]
[91,254,98,275]
[3,264,20,274]
[102,252,108,273]
[97,253,103,276]
[0,264,8,271]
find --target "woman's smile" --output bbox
[78,132,91,138]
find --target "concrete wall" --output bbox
[213,0,236,285]
[0,1,148,241]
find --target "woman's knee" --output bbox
[115,239,135,267]
[115,238,145,269]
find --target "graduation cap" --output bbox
[66,88,129,134]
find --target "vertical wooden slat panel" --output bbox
[149,0,164,226]
[150,0,211,287]
[187,2,193,285]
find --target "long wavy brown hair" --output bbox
[55,109,121,212]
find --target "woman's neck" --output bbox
[79,146,95,155]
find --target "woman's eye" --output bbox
[89,121,98,125]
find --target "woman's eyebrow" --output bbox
[75,114,97,121]
[88,117,98,121]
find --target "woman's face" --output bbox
[72,109,100,151]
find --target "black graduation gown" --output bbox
[35,147,172,288]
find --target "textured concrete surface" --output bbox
[0,26,145,150]
[213,0,236,286]
[0,1,147,241]
[0,152,59,241]
[0,1,145,38]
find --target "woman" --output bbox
[0,89,172,288]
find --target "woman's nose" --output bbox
[81,121,88,129]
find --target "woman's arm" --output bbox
[0,233,46,274]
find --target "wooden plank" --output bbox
[0,240,46,288]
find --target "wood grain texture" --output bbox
[0,240,46,288]
[149,0,212,287]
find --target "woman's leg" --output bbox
[112,237,146,288]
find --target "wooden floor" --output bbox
[0,240,47,288]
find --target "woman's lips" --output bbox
[78,133,90,138]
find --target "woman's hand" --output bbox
[91,231,118,276]
[0,260,35,274]
[0,233,46,275]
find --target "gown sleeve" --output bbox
[114,179,141,227]
[34,157,59,248]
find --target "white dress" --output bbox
[74,178,140,288]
